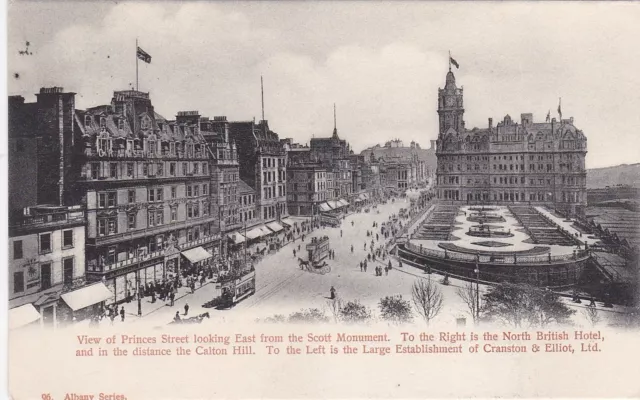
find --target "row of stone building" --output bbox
[7,87,432,328]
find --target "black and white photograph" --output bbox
[4,1,640,399]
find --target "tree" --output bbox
[456,281,480,325]
[582,304,601,327]
[483,283,575,328]
[287,308,329,324]
[412,278,443,326]
[340,300,372,324]
[379,295,413,325]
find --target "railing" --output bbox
[10,212,85,232]
[404,242,590,265]
[85,148,208,160]
[92,215,220,246]
[98,233,221,272]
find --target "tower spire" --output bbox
[448,50,451,72]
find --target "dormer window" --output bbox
[100,117,107,131]
[169,142,175,155]
[118,119,124,130]
[85,115,91,128]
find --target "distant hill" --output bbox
[587,163,640,189]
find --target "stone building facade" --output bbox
[435,70,588,216]
[286,162,328,216]
[76,91,219,303]
[229,120,288,223]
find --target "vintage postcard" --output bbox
[4,1,640,399]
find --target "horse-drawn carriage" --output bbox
[170,312,210,325]
[298,236,331,274]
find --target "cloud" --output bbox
[7,2,640,168]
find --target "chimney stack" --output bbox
[488,118,493,130]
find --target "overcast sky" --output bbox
[7,1,640,168]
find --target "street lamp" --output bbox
[474,262,480,322]
[136,269,142,317]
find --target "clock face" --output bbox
[446,97,456,107]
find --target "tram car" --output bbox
[306,236,330,267]
[206,269,256,309]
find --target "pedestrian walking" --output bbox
[174,311,181,322]
[351,244,354,253]
[184,303,190,316]
[170,291,175,307]
[385,267,389,276]
[298,244,301,251]
[340,230,343,237]
[120,307,125,322]
[364,242,367,250]
[293,249,297,258]
[360,261,363,272]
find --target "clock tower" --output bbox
[437,70,465,136]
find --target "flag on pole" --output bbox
[557,98,562,119]
[137,47,151,64]
[449,56,460,69]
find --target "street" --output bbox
[102,197,628,329]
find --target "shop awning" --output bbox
[266,222,284,232]
[245,227,264,240]
[358,194,367,201]
[227,232,246,244]
[280,217,295,227]
[258,226,273,236]
[338,199,349,207]
[9,304,41,330]
[61,283,114,312]
[327,200,340,209]
[181,246,213,263]
[363,193,370,199]
[319,202,332,212]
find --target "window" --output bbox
[13,271,24,293]
[203,163,208,175]
[194,163,199,174]
[102,192,117,207]
[155,210,164,226]
[40,262,52,290]
[128,214,136,229]
[39,233,51,254]
[126,163,134,177]
[148,211,155,227]
[194,185,199,197]
[98,218,117,236]
[63,258,74,285]
[109,163,117,178]
[99,117,107,130]
[187,186,193,197]
[63,230,73,248]
[157,188,164,202]
[91,163,99,179]
[183,162,188,175]
[128,190,136,203]
[148,189,155,202]
[118,119,124,130]
[171,207,177,222]
[157,163,164,176]
[203,184,208,195]
[170,163,176,176]
[143,163,148,176]
[85,115,91,127]
[171,186,177,199]
[13,240,23,260]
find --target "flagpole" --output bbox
[136,38,139,91]
[448,50,451,72]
